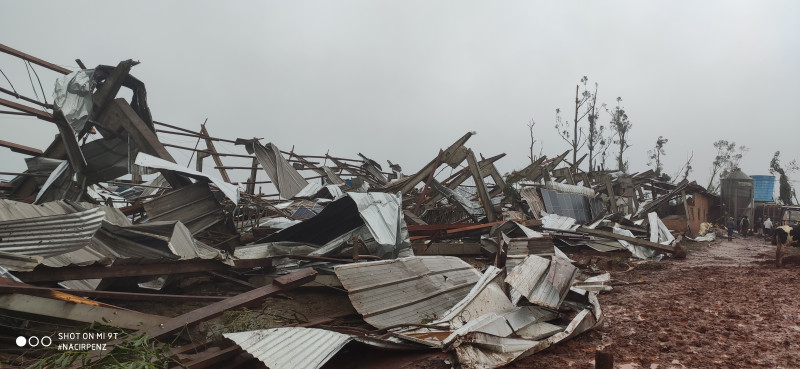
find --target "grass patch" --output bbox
[25,324,181,369]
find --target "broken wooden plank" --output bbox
[0,139,42,156]
[0,293,167,330]
[396,132,474,194]
[141,267,317,340]
[0,284,227,303]
[15,259,273,283]
[466,148,496,222]
[576,226,675,253]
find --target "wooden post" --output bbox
[200,124,232,183]
[595,348,613,369]
[246,157,258,195]
[466,149,496,222]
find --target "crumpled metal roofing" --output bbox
[224,327,426,369]
[263,192,412,259]
[540,214,578,231]
[134,153,239,204]
[143,182,224,234]
[224,328,350,369]
[42,220,223,269]
[334,256,481,329]
[0,201,105,257]
[505,254,577,309]
[430,179,484,222]
[253,142,308,199]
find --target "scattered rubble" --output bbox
[0,43,754,368]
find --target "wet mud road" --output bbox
[514,236,800,369]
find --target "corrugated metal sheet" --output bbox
[134,153,239,204]
[0,204,105,257]
[505,255,577,309]
[224,327,426,369]
[435,266,515,330]
[42,221,222,269]
[322,166,345,185]
[348,192,404,247]
[82,136,129,183]
[430,179,484,222]
[334,256,481,329]
[545,181,595,197]
[519,188,546,219]
[224,328,351,369]
[254,143,308,199]
[540,214,578,231]
[143,182,224,234]
[540,188,592,224]
[264,193,411,259]
[34,160,85,204]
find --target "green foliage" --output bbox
[647,136,668,176]
[26,326,181,369]
[770,151,797,205]
[706,140,748,193]
[608,97,632,173]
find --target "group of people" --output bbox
[726,215,773,241]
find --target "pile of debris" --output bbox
[0,44,709,368]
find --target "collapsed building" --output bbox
[0,43,713,368]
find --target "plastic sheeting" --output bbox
[53,69,95,132]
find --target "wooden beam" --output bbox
[15,259,273,283]
[0,139,42,156]
[200,124,231,183]
[96,98,191,188]
[466,149,496,222]
[397,132,475,194]
[0,43,72,75]
[0,293,167,330]
[576,226,675,253]
[140,268,317,340]
[0,283,227,303]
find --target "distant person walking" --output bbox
[740,216,750,238]
[764,218,773,237]
[755,217,763,236]
[727,217,736,241]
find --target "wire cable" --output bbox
[28,61,49,107]
[0,68,18,95]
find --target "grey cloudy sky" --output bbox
[1,1,799,192]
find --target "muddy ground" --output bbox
[514,235,800,369]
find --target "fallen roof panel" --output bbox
[334,256,481,329]
[0,205,105,257]
[134,153,239,204]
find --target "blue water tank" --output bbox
[751,175,775,202]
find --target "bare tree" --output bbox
[647,136,669,176]
[607,97,632,173]
[770,151,799,205]
[707,140,749,193]
[527,119,539,164]
[555,76,592,165]
[672,151,694,183]
[585,83,608,173]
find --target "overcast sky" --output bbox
[1,1,799,195]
